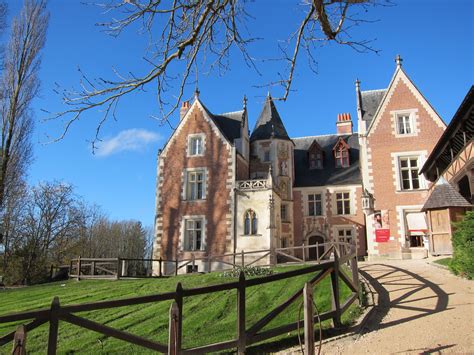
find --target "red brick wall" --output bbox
[367,78,445,247]
[158,104,232,259]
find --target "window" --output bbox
[399,157,420,190]
[263,150,270,162]
[397,114,412,135]
[186,170,204,200]
[336,192,351,215]
[308,194,322,216]
[335,148,349,168]
[281,204,288,221]
[188,134,204,156]
[337,229,353,243]
[244,209,258,235]
[309,152,323,169]
[184,219,204,251]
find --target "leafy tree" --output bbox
[449,211,474,279]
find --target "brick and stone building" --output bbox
[152,56,449,272]
[357,56,446,260]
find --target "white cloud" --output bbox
[96,129,161,157]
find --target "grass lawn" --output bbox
[0,265,361,353]
[433,258,451,267]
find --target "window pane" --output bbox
[315,194,321,201]
[338,230,344,237]
[402,179,411,190]
[309,202,315,216]
[337,201,343,215]
[252,217,258,235]
[316,201,322,216]
[410,159,418,167]
[344,200,350,214]
[336,193,342,200]
[346,230,352,236]
[197,182,203,199]
[400,159,408,168]
[195,230,201,250]
[309,194,314,201]
[244,216,250,235]
[343,192,349,199]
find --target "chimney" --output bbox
[180,101,190,120]
[336,113,353,135]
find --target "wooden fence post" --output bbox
[175,283,183,353]
[47,297,60,355]
[12,325,27,355]
[76,256,81,281]
[350,255,360,302]
[91,261,96,276]
[303,282,315,355]
[302,243,306,262]
[69,260,73,279]
[330,252,342,328]
[316,243,319,262]
[116,258,121,280]
[191,254,195,273]
[175,259,178,276]
[159,257,163,277]
[237,271,246,355]
[168,302,179,355]
[241,250,245,267]
[121,259,127,278]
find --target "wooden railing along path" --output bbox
[68,241,353,280]
[1,242,359,354]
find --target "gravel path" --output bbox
[282,259,474,354]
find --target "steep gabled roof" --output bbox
[366,66,446,137]
[422,178,472,211]
[198,102,244,142]
[250,94,290,141]
[293,133,362,187]
[333,137,350,151]
[360,89,386,126]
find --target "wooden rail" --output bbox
[0,243,360,354]
[68,241,348,280]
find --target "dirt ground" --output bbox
[281,258,474,354]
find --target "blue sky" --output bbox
[3,0,473,228]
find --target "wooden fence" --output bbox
[69,241,352,280]
[0,242,359,354]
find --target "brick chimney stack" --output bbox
[180,101,190,120]
[336,113,353,135]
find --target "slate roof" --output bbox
[292,133,362,187]
[360,89,386,125]
[200,101,244,142]
[250,95,290,141]
[422,178,472,211]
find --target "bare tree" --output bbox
[0,0,49,213]
[51,0,386,146]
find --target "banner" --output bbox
[374,210,390,243]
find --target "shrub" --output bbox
[220,266,274,278]
[449,211,474,279]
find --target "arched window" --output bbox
[244,209,258,235]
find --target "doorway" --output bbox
[307,235,325,260]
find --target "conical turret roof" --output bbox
[250,94,290,141]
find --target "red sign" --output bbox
[375,229,390,242]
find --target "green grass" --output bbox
[434,257,452,267]
[0,265,361,354]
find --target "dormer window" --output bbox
[187,133,205,157]
[333,138,350,168]
[308,140,323,170]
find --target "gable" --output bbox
[367,68,446,138]
[160,100,233,159]
[333,137,350,151]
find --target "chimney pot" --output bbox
[180,101,190,120]
[336,113,353,134]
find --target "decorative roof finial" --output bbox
[194,87,200,99]
[267,90,271,99]
[395,54,403,68]
[355,78,360,89]
[243,94,248,110]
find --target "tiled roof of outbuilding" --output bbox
[292,133,362,187]
[422,178,472,211]
[360,89,386,125]
[250,94,290,141]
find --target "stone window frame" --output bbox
[180,215,207,251]
[243,209,258,236]
[308,193,323,217]
[334,191,352,216]
[182,167,208,201]
[392,109,419,138]
[391,151,428,192]
[186,133,206,157]
[303,189,326,217]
